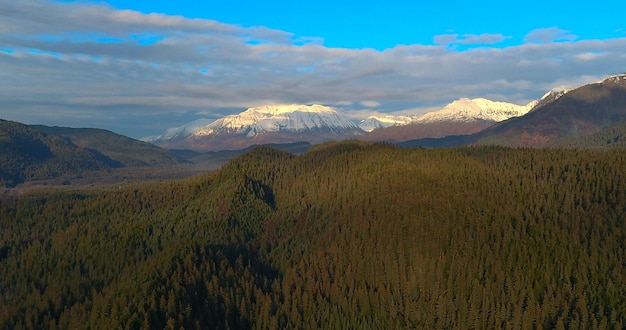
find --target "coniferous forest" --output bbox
[1,142,625,329]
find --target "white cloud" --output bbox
[576,52,602,61]
[1,1,626,137]
[524,27,578,43]
[360,101,381,108]
[434,33,509,47]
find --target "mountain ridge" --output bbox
[400,73,626,148]
[147,104,363,151]
[415,97,533,123]
[0,120,117,187]
[147,96,545,150]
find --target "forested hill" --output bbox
[1,141,625,328]
[32,125,186,167]
[0,119,118,187]
[1,120,195,188]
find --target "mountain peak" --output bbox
[602,73,626,85]
[415,97,532,123]
[527,87,572,111]
[146,103,364,151]
[246,104,337,115]
[359,115,415,132]
[194,104,359,138]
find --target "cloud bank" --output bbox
[1,1,625,137]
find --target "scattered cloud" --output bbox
[524,27,578,43]
[434,33,509,47]
[360,101,381,108]
[1,1,625,137]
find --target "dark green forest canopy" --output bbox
[1,142,625,329]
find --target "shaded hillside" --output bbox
[1,142,625,328]
[0,120,117,187]
[33,126,186,167]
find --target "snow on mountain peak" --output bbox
[523,87,572,111]
[415,98,532,123]
[602,73,626,85]
[194,104,360,137]
[249,104,337,115]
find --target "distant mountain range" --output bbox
[3,73,626,187]
[145,95,550,151]
[144,74,625,151]
[363,96,552,143]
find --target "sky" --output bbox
[1,0,626,138]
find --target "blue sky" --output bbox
[1,0,626,137]
[102,0,626,49]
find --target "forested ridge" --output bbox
[0,120,113,187]
[1,142,625,329]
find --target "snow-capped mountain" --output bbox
[358,115,415,132]
[527,88,571,111]
[362,92,576,143]
[361,94,569,134]
[466,72,626,147]
[194,104,360,137]
[149,104,364,151]
[414,98,534,123]
[146,83,579,150]
[599,73,626,85]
